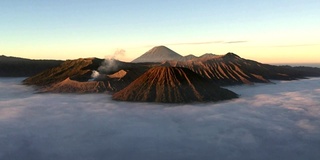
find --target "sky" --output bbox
[1,77,320,159]
[0,0,320,63]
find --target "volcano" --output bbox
[21,46,320,99]
[112,67,238,103]
[132,46,183,63]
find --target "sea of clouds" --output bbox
[0,77,320,160]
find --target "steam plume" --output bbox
[91,70,100,79]
[91,49,126,79]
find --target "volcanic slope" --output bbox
[23,58,154,93]
[112,67,238,103]
[162,53,320,85]
[132,46,183,63]
[23,58,103,86]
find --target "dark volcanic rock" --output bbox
[112,67,238,103]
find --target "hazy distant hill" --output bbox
[0,55,63,77]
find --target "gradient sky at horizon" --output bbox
[1,0,320,63]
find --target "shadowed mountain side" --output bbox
[0,55,63,77]
[132,46,183,63]
[23,58,103,86]
[112,67,238,103]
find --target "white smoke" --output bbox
[90,70,100,79]
[98,60,117,74]
[90,49,126,79]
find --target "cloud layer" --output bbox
[1,78,320,160]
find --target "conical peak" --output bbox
[148,45,177,54]
[132,46,183,63]
[221,52,241,60]
[153,45,168,49]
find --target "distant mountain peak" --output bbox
[182,54,198,61]
[221,52,241,61]
[224,52,240,58]
[147,45,174,54]
[200,53,216,57]
[154,45,167,48]
[132,46,183,63]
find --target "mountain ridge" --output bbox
[0,55,63,77]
